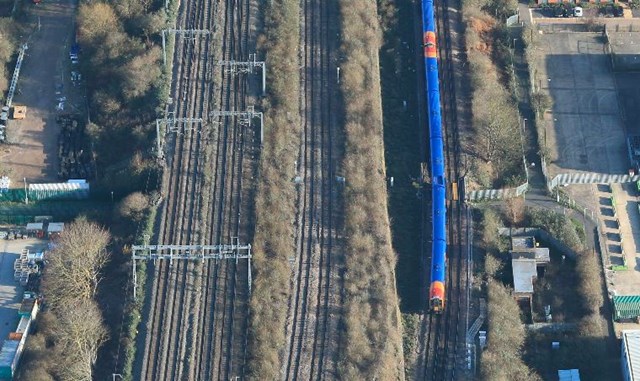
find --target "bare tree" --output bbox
[43,219,110,307]
[505,196,525,226]
[117,191,149,222]
[55,300,108,381]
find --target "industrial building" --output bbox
[622,330,640,381]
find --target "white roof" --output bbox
[512,258,537,294]
[623,330,640,381]
[26,222,43,230]
[29,182,89,191]
[47,222,64,233]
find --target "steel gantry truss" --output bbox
[131,242,252,298]
[161,29,211,66]
[210,106,264,143]
[155,115,205,158]
[217,53,266,95]
[6,43,28,109]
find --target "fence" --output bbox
[465,181,528,202]
[548,172,640,191]
[0,201,110,224]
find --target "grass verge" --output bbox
[245,0,301,378]
[119,203,157,380]
[336,0,404,378]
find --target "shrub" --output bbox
[527,208,583,251]
[245,0,301,378]
[336,0,404,378]
[481,280,542,380]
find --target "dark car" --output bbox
[614,5,624,17]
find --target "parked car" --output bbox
[614,5,624,17]
[574,6,583,17]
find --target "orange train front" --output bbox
[422,0,447,313]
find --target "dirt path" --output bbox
[1,0,80,185]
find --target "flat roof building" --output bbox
[622,330,640,381]
[510,236,551,298]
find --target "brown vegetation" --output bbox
[42,220,110,305]
[17,219,111,381]
[0,18,16,99]
[505,196,525,226]
[462,0,523,188]
[336,0,404,379]
[481,279,543,381]
[246,0,300,378]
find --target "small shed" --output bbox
[25,222,44,238]
[47,222,64,238]
[614,296,640,322]
[622,330,640,381]
[511,236,550,265]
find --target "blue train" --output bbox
[421,0,448,313]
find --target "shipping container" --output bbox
[18,298,38,319]
[0,340,19,379]
[15,316,30,335]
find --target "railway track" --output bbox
[417,0,470,377]
[135,0,257,379]
[281,0,343,379]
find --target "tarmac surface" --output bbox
[538,32,628,177]
[0,238,45,341]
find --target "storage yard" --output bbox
[0,238,45,379]
[0,0,79,184]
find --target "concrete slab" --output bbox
[537,33,628,177]
[0,238,46,340]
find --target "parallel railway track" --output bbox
[136,0,256,379]
[282,0,342,379]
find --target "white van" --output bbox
[574,6,583,17]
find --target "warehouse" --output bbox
[622,330,640,381]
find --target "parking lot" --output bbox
[537,32,628,177]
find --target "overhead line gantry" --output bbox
[132,242,252,299]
